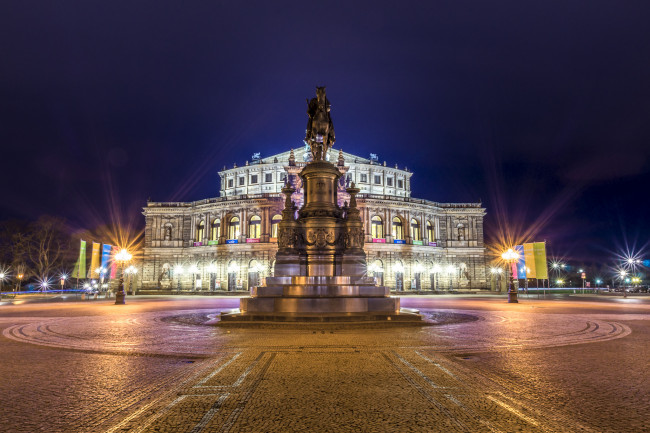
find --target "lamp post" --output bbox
[501,248,520,303]
[16,273,24,295]
[618,270,628,298]
[490,267,504,292]
[125,265,137,295]
[206,263,217,291]
[430,264,441,291]
[413,263,424,292]
[0,271,6,297]
[188,264,199,291]
[446,264,456,291]
[114,248,132,304]
[60,273,67,294]
[174,265,184,291]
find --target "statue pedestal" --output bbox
[220,276,421,323]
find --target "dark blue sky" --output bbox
[1,1,649,263]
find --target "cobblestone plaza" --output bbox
[1,295,648,432]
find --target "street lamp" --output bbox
[174,265,184,291]
[490,267,504,292]
[413,263,424,292]
[206,263,217,291]
[0,271,7,296]
[430,264,441,291]
[125,265,138,295]
[501,248,520,303]
[60,273,68,294]
[114,248,132,304]
[16,273,24,294]
[188,264,199,290]
[446,264,456,291]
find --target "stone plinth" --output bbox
[219,275,421,322]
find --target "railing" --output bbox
[357,194,482,208]
[147,193,283,208]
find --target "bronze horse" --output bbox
[305,86,336,160]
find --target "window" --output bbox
[195,220,205,242]
[271,214,282,238]
[410,218,421,241]
[280,173,286,182]
[265,173,273,183]
[426,220,434,242]
[211,219,221,240]
[397,179,403,189]
[238,177,245,186]
[392,217,403,240]
[371,216,383,239]
[248,215,261,239]
[360,173,368,183]
[386,177,393,187]
[374,175,381,184]
[228,216,240,240]
[250,175,258,184]
[228,179,234,188]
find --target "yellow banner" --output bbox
[523,243,537,278]
[533,242,548,279]
[89,242,101,278]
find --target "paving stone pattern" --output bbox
[0,296,649,432]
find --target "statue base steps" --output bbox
[219,275,422,323]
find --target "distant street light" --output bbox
[446,264,456,291]
[125,265,138,295]
[490,267,504,292]
[429,264,442,291]
[175,265,184,291]
[16,273,24,294]
[0,271,7,295]
[501,248,520,303]
[60,273,68,294]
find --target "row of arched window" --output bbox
[195,215,283,242]
[371,216,435,241]
[194,215,436,242]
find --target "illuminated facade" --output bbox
[142,146,487,291]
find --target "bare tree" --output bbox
[26,217,69,280]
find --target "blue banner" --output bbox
[515,245,527,278]
[226,239,239,244]
[100,244,112,271]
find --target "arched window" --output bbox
[410,218,421,241]
[211,219,221,241]
[426,220,434,242]
[249,215,261,239]
[271,214,282,239]
[371,216,383,239]
[195,220,205,242]
[392,217,403,240]
[163,223,173,241]
[228,216,240,240]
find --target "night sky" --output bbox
[2,1,649,264]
